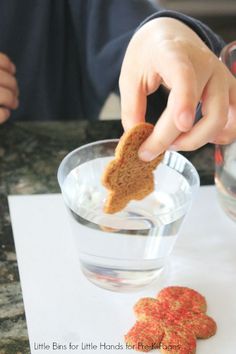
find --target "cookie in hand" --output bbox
[102,123,164,214]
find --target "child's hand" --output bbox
[119,18,236,161]
[0,53,19,124]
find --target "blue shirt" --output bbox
[0,0,225,122]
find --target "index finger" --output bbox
[138,64,198,161]
[119,52,162,131]
[138,107,181,161]
[119,75,147,131]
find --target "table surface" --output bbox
[0,120,215,354]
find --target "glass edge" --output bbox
[57,139,119,188]
[57,142,200,208]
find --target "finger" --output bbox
[120,82,146,131]
[0,108,10,124]
[119,67,162,131]
[0,69,18,95]
[0,87,19,109]
[0,53,15,74]
[138,61,199,161]
[160,59,198,132]
[171,75,229,150]
[155,52,200,132]
[138,106,181,161]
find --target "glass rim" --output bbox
[57,138,200,187]
[57,139,120,188]
[57,139,200,226]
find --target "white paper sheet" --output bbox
[8,186,236,354]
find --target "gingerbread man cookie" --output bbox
[102,123,164,214]
[125,286,217,353]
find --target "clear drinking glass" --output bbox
[215,143,236,221]
[57,140,199,292]
[215,41,236,222]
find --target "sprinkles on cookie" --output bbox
[125,286,217,353]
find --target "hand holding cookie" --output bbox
[119,18,236,160]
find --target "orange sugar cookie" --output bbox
[125,286,217,353]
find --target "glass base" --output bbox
[80,261,167,292]
[216,190,236,222]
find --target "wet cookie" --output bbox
[102,123,164,214]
